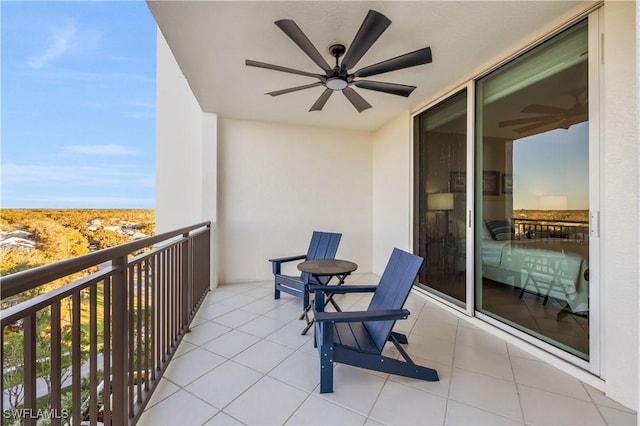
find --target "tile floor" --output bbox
[138,274,636,425]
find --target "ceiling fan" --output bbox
[498,89,588,134]
[246,10,432,112]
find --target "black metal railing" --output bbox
[1,222,211,425]
[512,218,589,240]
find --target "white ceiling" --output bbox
[147,1,596,132]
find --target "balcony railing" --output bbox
[1,221,212,425]
[512,218,589,240]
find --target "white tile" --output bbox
[240,297,284,315]
[232,338,294,373]
[287,394,367,425]
[218,293,260,308]
[318,365,387,416]
[369,380,447,425]
[203,411,244,425]
[224,376,308,425]
[173,340,198,359]
[268,350,320,392]
[598,405,637,426]
[262,300,305,322]
[411,313,459,343]
[183,320,232,346]
[212,308,259,328]
[137,389,217,425]
[584,384,636,413]
[405,333,456,366]
[511,355,591,401]
[143,378,180,410]
[242,285,274,299]
[519,384,605,425]
[202,329,261,359]
[237,315,290,338]
[453,342,514,381]
[445,400,525,425]
[449,367,523,421]
[186,360,263,409]
[195,302,237,320]
[163,347,225,387]
[265,320,313,349]
[455,325,509,356]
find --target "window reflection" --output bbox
[476,20,589,359]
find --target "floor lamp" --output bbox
[427,193,454,272]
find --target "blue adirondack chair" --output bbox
[311,248,439,393]
[269,231,342,313]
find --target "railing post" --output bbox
[111,255,129,424]
[182,232,191,332]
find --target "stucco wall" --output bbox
[155,31,205,233]
[371,111,413,275]
[217,118,373,284]
[601,0,638,409]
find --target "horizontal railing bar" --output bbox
[0,267,117,325]
[0,221,211,298]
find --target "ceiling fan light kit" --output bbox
[246,9,433,113]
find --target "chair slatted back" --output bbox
[364,248,424,352]
[301,231,342,283]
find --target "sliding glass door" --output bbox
[475,20,590,359]
[414,17,595,362]
[414,90,467,307]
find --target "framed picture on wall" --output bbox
[450,172,466,192]
[483,171,499,195]
[502,174,513,194]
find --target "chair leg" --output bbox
[274,287,280,299]
[389,331,408,344]
[319,324,334,393]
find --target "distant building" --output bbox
[0,231,35,250]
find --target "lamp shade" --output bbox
[427,193,454,211]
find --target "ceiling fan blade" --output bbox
[499,115,560,128]
[513,117,562,133]
[340,10,392,72]
[353,47,432,78]
[245,60,325,80]
[354,80,416,97]
[557,118,577,129]
[266,82,325,97]
[275,19,332,72]
[343,87,372,112]
[521,104,569,115]
[309,89,333,111]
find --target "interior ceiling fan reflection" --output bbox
[499,89,588,133]
[245,10,433,113]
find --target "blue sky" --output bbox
[513,121,589,210]
[1,1,156,208]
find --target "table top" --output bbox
[297,259,358,275]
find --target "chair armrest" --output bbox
[314,308,410,323]
[269,254,306,275]
[309,285,377,294]
[268,254,306,263]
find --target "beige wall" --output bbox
[601,0,638,409]
[155,30,205,233]
[217,118,373,284]
[371,111,413,275]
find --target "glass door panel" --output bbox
[475,20,589,359]
[414,90,467,306]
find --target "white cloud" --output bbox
[1,162,151,185]
[64,144,138,155]
[28,21,77,69]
